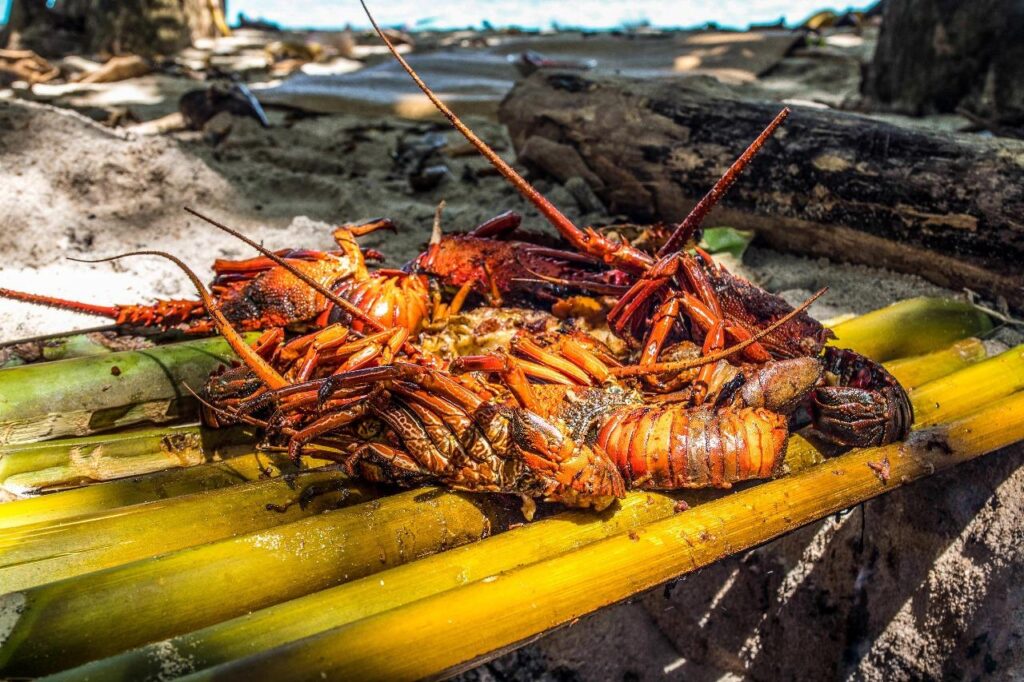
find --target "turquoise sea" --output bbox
[3,1,874,32]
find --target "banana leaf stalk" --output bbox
[46,490,689,682]
[883,337,987,387]
[911,344,1024,427]
[0,450,323,530]
[0,488,519,677]
[0,466,383,592]
[0,331,117,369]
[0,423,256,496]
[6,333,996,592]
[827,297,991,362]
[180,391,1024,682]
[0,334,259,446]
[43,336,1009,681]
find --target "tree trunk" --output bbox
[2,0,226,57]
[862,0,1024,128]
[498,73,1024,306]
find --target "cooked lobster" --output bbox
[0,215,432,337]
[365,10,912,449]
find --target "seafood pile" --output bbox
[0,10,912,517]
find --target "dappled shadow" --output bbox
[634,444,1024,680]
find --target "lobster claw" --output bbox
[809,348,913,447]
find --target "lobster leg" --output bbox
[455,331,616,394]
[424,278,477,330]
[337,217,396,239]
[287,398,371,461]
[317,364,488,417]
[284,325,350,382]
[368,394,456,476]
[346,441,434,486]
[674,254,772,363]
[608,277,669,338]
[690,320,727,405]
[469,211,522,238]
[449,354,543,412]
[511,336,594,385]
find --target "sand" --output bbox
[0,96,958,338]
[0,25,1021,681]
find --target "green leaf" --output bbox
[699,226,754,258]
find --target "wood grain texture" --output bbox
[499,73,1024,305]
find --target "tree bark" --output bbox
[2,0,226,57]
[862,0,1024,128]
[498,73,1023,306]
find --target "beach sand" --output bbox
[0,24,1021,680]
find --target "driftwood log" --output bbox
[498,73,1024,306]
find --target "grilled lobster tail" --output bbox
[596,405,789,489]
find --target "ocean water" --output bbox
[2,1,874,32]
[237,0,873,30]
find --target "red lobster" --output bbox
[201,289,821,516]
[407,210,631,304]
[122,220,818,512]
[0,213,429,337]
[364,8,911,449]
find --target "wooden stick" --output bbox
[0,488,519,677]
[0,423,254,497]
[0,334,260,445]
[175,392,1024,682]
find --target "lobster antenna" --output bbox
[0,286,121,319]
[610,287,826,377]
[72,252,289,390]
[657,107,791,258]
[0,324,119,349]
[182,207,385,334]
[360,0,582,240]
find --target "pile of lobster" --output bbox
[0,10,911,516]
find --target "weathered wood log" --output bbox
[498,73,1024,306]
